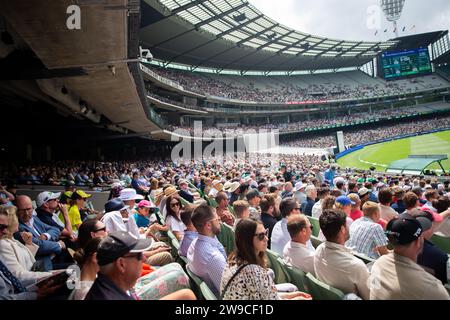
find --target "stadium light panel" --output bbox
[381,0,405,22]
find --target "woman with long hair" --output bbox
[165,195,185,241]
[220,219,310,300]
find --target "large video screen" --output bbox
[379,48,432,80]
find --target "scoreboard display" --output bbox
[379,48,432,80]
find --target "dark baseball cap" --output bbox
[96,231,152,266]
[385,213,432,245]
[246,189,263,200]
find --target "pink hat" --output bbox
[137,199,156,208]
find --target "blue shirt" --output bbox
[187,234,227,297]
[324,169,335,187]
[133,213,150,228]
[179,231,198,257]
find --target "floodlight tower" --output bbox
[381,0,405,38]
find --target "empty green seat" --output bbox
[307,216,320,237]
[200,282,218,300]
[304,273,344,300]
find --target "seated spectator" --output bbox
[84,231,152,300]
[187,204,227,297]
[422,189,439,213]
[131,172,149,196]
[0,183,15,206]
[101,198,172,266]
[15,195,66,271]
[334,195,354,230]
[378,188,398,223]
[369,214,449,300]
[260,194,278,248]
[73,236,194,300]
[346,202,389,259]
[283,214,315,275]
[232,200,250,229]
[271,198,308,256]
[215,192,234,227]
[221,219,311,300]
[314,209,370,299]
[403,191,420,214]
[358,187,371,207]
[35,191,75,244]
[433,196,450,237]
[311,187,330,218]
[246,189,262,220]
[165,195,186,241]
[66,190,93,228]
[0,258,62,300]
[391,187,406,214]
[348,193,363,221]
[412,209,448,284]
[300,185,317,217]
[179,207,198,257]
[77,218,108,249]
[178,180,194,203]
[0,206,52,282]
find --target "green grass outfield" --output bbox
[337,130,450,172]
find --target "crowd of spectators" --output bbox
[283,115,450,148]
[1,152,450,300]
[149,66,448,103]
[169,107,421,137]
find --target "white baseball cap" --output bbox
[36,191,61,207]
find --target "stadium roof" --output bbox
[388,31,448,51]
[140,0,398,72]
[386,155,448,175]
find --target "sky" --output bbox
[248,0,450,41]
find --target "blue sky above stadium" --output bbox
[249,0,450,41]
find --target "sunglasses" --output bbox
[254,229,269,241]
[122,252,144,261]
[170,203,181,207]
[0,224,8,231]
[94,226,106,233]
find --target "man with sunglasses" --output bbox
[15,195,66,271]
[85,231,152,300]
[35,191,75,244]
[187,204,227,298]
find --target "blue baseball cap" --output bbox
[336,195,355,206]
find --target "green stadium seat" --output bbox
[307,216,320,237]
[186,267,204,299]
[283,264,308,293]
[430,234,450,254]
[266,249,289,284]
[179,197,190,207]
[304,273,345,300]
[216,222,235,256]
[207,197,218,208]
[310,235,323,249]
[200,282,218,300]
[445,284,450,296]
[167,230,180,257]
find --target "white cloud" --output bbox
[248,0,450,41]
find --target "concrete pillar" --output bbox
[25,144,32,161]
[267,117,270,124]
[45,146,52,161]
[369,106,372,114]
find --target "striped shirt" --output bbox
[346,216,388,259]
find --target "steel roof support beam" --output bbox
[336,41,364,57]
[149,2,248,49]
[315,40,345,58]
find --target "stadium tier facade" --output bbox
[138,0,450,145]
